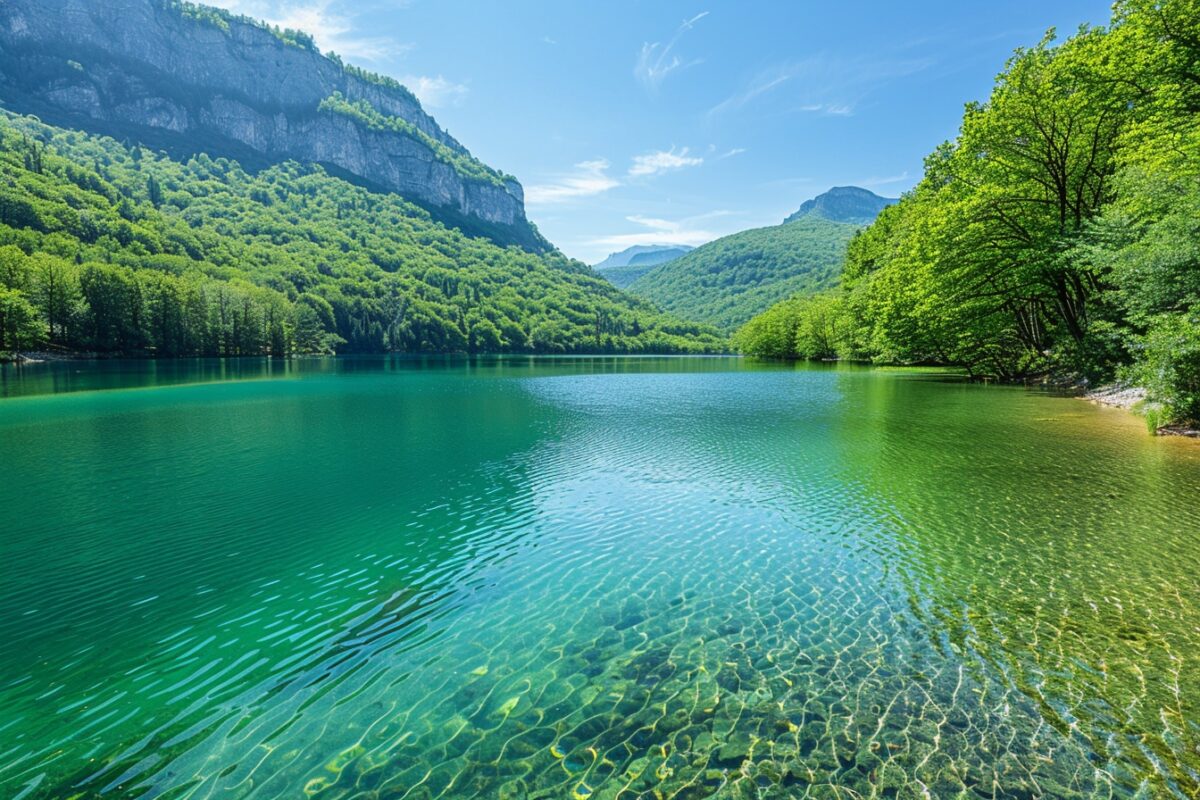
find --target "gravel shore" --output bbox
[1083,384,1200,437]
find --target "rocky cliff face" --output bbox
[784,186,896,226]
[0,0,540,247]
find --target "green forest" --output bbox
[629,216,855,332]
[0,114,725,359]
[736,0,1200,426]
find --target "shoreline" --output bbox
[1081,384,1200,438]
[2,349,738,365]
[0,350,93,364]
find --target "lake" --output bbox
[1,356,1198,799]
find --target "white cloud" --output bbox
[718,147,747,159]
[628,147,703,177]
[526,159,620,205]
[858,171,911,188]
[205,0,405,62]
[400,75,468,108]
[635,11,708,91]
[587,210,734,250]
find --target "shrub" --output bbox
[1124,311,1200,425]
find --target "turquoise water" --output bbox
[1,356,1198,799]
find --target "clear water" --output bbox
[1,356,1198,799]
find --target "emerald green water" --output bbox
[1,357,1198,800]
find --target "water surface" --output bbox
[1,356,1198,799]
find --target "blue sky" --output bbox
[211,0,1111,263]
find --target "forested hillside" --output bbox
[0,114,725,358]
[628,216,859,332]
[0,0,541,248]
[737,0,1200,426]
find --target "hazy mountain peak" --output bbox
[593,244,694,271]
[784,186,896,225]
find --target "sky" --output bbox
[209,0,1112,264]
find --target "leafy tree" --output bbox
[0,286,44,353]
[30,253,78,345]
[1123,311,1200,425]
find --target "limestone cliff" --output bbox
[0,0,541,248]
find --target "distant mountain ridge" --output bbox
[594,244,694,271]
[594,245,694,289]
[628,187,893,331]
[628,248,691,267]
[0,0,541,248]
[784,186,896,225]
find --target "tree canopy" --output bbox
[737,0,1200,424]
[0,113,725,359]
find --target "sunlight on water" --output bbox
[0,357,1198,799]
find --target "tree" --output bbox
[31,253,78,345]
[79,263,144,352]
[0,286,45,353]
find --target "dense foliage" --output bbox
[731,293,850,361]
[596,264,657,290]
[738,0,1200,425]
[628,217,857,332]
[0,113,725,359]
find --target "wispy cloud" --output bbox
[206,0,405,61]
[628,147,703,177]
[526,159,620,205]
[400,75,468,108]
[635,11,708,91]
[707,66,794,117]
[707,55,934,120]
[717,147,747,159]
[822,103,855,116]
[588,210,735,250]
[858,171,911,188]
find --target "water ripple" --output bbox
[0,358,1197,798]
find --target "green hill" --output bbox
[0,113,725,357]
[627,215,860,332]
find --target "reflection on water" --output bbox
[0,357,1197,799]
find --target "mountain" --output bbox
[0,0,728,359]
[593,244,693,271]
[627,218,859,333]
[628,248,691,266]
[627,187,893,331]
[595,245,694,289]
[783,186,896,225]
[0,0,541,249]
[0,112,725,357]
